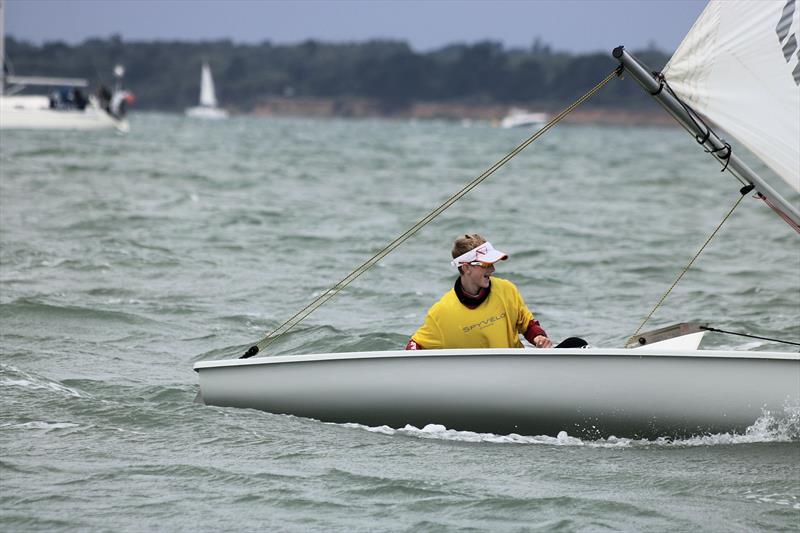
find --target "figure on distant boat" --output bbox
[48,87,88,110]
[97,85,112,112]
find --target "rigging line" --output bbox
[242,67,622,359]
[655,76,746,186]
[625,186,751,348]
[699,326,800,348]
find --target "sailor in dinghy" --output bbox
[407,234,576,350]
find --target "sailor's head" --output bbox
[450,234,508,282]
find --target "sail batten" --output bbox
[664,0,800,194]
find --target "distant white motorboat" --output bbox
[500,107,548,129]
[0,2,132,132]
[185,62,228,119]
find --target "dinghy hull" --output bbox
[194,349,799,439]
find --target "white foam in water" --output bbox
[1,377,84,398]
[340,423,633,447]
[744,490,800,509]
[40,258,69,268]
[0,364,85,398]
[340,403,800,447]
[735,340,767,351]
[0,421,79,431]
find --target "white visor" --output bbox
[450,241,508,268]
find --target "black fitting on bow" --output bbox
[241,345,259,359]
[739,184,755,195]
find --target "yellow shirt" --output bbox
[411,277,534,349]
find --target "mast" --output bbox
[1,0,5,96]
[613,46,800,232]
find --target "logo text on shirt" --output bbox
[462,312,507,333]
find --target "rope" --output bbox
[242,67,622,358]
[700,326,800,348]
[626,186,752,347]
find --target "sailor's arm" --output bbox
[524,319,552,348]
[406,303,446,350]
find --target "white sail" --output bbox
[663,0,800,193]
[199,62,218,108]
[186,62,228,119]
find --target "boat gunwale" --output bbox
[193,348,800,371]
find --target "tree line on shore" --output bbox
[4,36,669,113]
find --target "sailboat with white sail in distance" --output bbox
[185,62,228,119]
[193,0,799,439]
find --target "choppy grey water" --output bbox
[1,114,799,531]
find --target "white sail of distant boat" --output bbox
[193,0,799,440]
[185,62,228,119]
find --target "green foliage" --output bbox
[4,36,670,111]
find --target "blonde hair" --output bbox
[452,234,486,259]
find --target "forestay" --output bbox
[663,0,800,193]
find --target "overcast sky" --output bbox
[4,0,707,54]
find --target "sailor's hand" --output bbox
[533,335,553,348]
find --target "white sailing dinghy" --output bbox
[194,0,800,439]
[185,62,228,119]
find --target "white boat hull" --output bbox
[185,106,228,119]
[500,111,548,129]
[0,95,128,132]
[194,348,800,439]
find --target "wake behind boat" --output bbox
[193,0,800,439]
